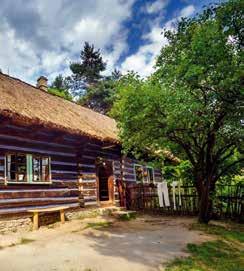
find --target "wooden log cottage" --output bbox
[0,73,163,217]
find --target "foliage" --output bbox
[51,74,69,90]
[111,0,243,223]
[49,74,73,101]
[67,42,106,97]
[48,87,73,101]
[78,70,121,114]
[164,160,193,184]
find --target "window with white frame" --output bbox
[5,154,51,183]
[134,164,144,183]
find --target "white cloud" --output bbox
[0,0,134,84]
[179,5,195,18]
[0,1,197,83]
[0,23,40,83]
[121,22,173,77]
[120,4,195,77]
[145,0,169,14]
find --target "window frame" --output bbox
[133,164,155,183]
[5,153,52,184]
[146,166,155,183]
[134,164,144,183]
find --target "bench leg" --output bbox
[33,212,39,230]
[60,210,65,224]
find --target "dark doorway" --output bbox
[96,160,114,203]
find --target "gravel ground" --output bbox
[0,215,213,271]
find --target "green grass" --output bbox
[118,212,137,221]
[166,223,244,271]
[84,221,113,230]
[166,240,243,271]
[190,223,244,243]
[19,238,35,245]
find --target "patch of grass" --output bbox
[19,238,35,245]
[84,221,113,230]
[118,212,137,221]
[166,222,244,271]
[190,223,244,243]
[166,240,244,271]
[77,210,100,220]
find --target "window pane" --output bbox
[33,157,41,181]
[7,154,27,182]
[32,156,50,182]
[42,157,50,181]
[135,165,143,183]
[147,168,154,183]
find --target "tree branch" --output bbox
[167,132,197,166]
[214,158,244,182]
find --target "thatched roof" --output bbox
[0,73,118,142]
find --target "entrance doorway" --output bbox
[96,159,114,204]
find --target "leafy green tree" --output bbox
[111,69,122,80]
[48,87,73,101]
[67,42,106,97]
[49,75,73,101]
[78,69,121,114]
[112,1,243,223]
[164,160,193,185]
[51,74,69,90]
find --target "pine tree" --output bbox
[68,42,106,97]
[78,70,121,115]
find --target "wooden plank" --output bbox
[0,134,75,150]
[0,202,79,215]
[0,144,76,157]
[28,206,70,212]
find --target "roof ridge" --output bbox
[0,72,115,122]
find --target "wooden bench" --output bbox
[28,206,70,230]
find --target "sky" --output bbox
[0,0,220,85]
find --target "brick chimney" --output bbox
[37,76,48,92]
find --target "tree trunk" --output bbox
[198,185,212,223]
[196,177,215,224]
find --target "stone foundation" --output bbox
[0,216,32,234]
[66,206,120,220]
[0,206,122,234]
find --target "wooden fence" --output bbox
[125,182,244,221]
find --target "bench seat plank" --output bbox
[28,205,70,230]
[27,206,70,213]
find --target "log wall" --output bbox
[78,142,121,207]
[0,123,163,215]
[0,124,80,216]
[122,156,162,183]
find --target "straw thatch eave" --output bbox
[0,73,119,143]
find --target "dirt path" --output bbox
[0,215,212,271]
